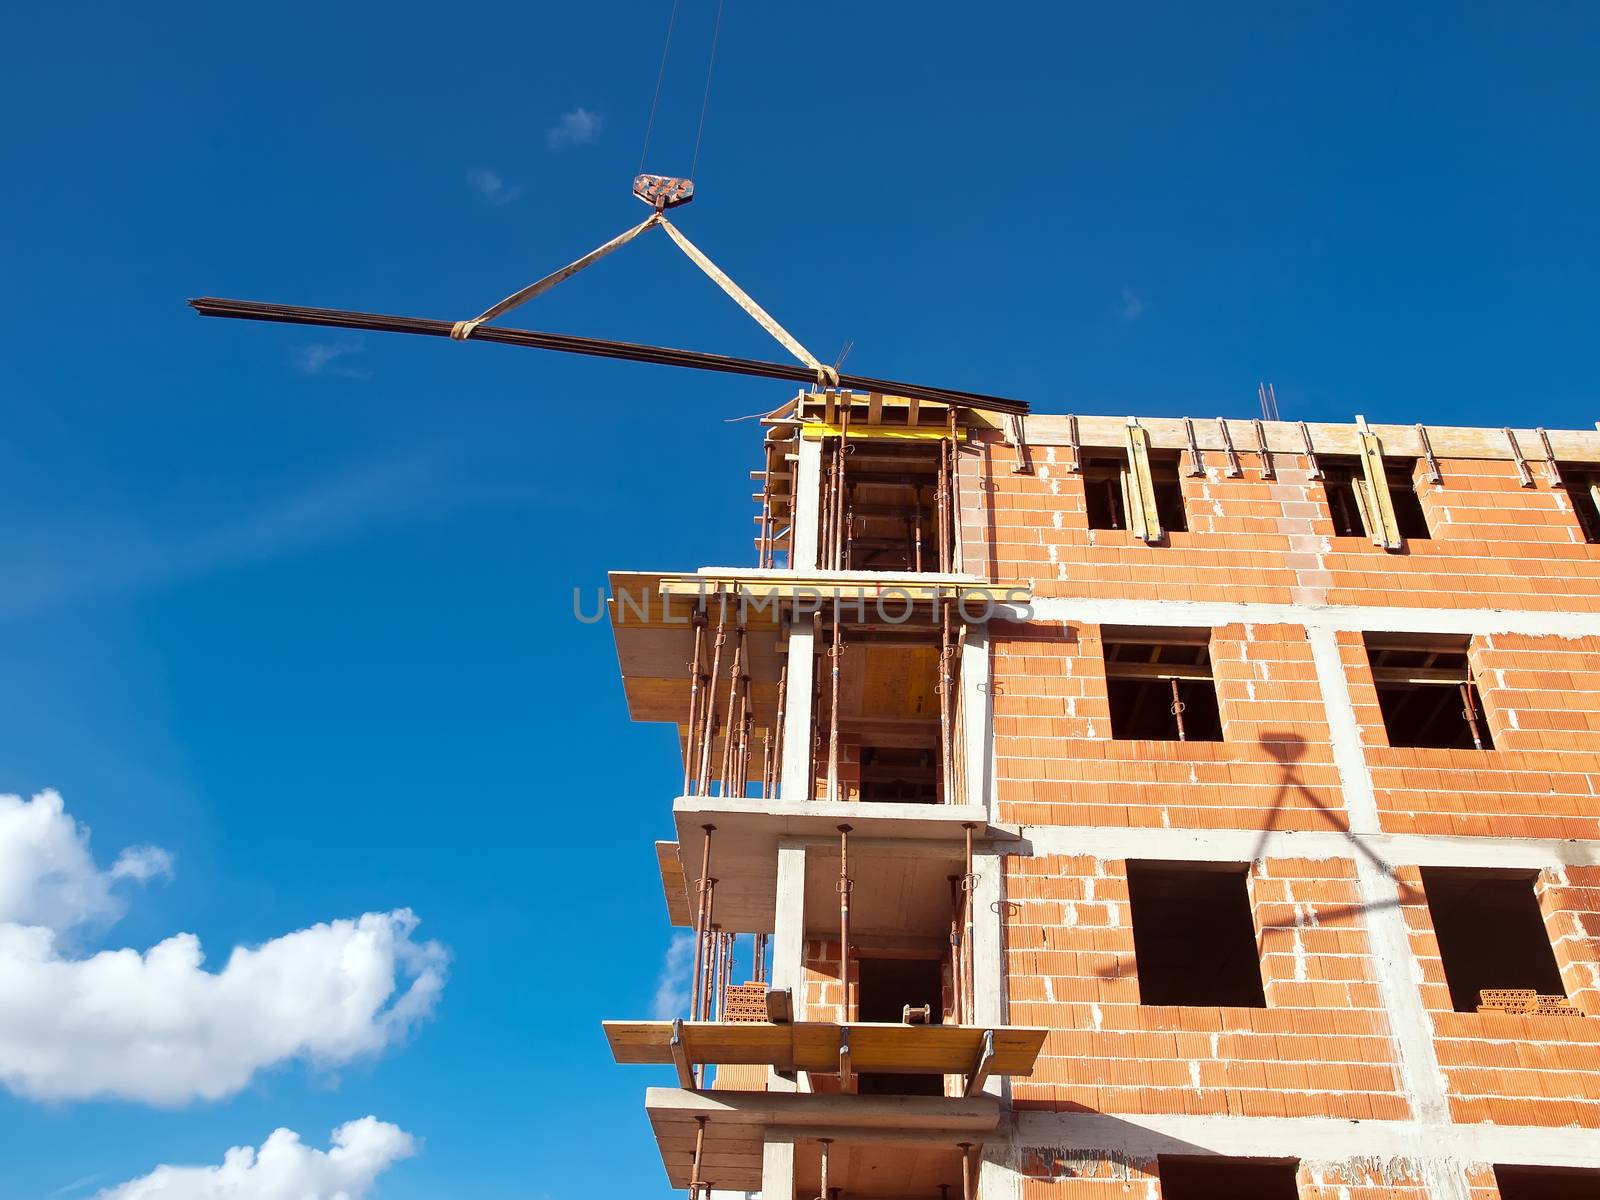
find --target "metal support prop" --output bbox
[936,434,951,574]
[1460,683,1486,751]
[688,1120,707,1200]
[754,931,769,984]
[697,600,728,793]
[1416,423,1443,484]
[1169,678,1188,742]
[1253,417,1275,479]
[959,1142,975,1200]
[758,475,772,568]
[720,625,747,795]
[818,1138,832,1200]
[1538,427,1564,487]
[838,824,853,1021]
[688,1116,708,1199]
[947,406,962,569]
[1215,417,1243,477]
[948,874,964,1026]
[684,606,708,795]
[827,615,843,801]
[834,407,851,567]
[714,927,729,1019]
[1505,427,1535,487]
[1065,414,1081,472]
[690,825,715,1021]
[939,598,954,804]
[961,824,976,1027]
[1299,421,1323,479]
[825,448,838,572]
[1182,416,1204,476]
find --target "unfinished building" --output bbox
[605,397,1600,1200]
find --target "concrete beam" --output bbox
[791,438,822,571]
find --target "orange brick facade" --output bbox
[965,421,1600,1199]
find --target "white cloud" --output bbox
[651,930,695,1020]
[1119,287,1148,321]
[547,107,602,149]
[465,167,522,207]
[96,1117,416,1199]
[0,790,169,935]
[0,790,447,1105]
[290,342,370,379]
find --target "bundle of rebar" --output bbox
[188,298,1030,415]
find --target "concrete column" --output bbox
[768,840,806,1094]
[760,1136,795,1200]
[779,625,815,803]
[792,437,822,571]
[959,625,993,816]
[1306,626,1470,1200]
[972,848,1005,1100]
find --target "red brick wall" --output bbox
[1004,854,1407,1120]
[964,437,1600,613]
[1340,632,1600,840]
[990,621,1342,831]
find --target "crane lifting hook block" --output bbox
[634,174,695,210]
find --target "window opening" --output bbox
[1364,634,1493,750]
[1494,1167,1600,1200]
[1558,464,1600,545]
[1158,1158,1300,1200]
[1322,455,1430,541]
[1103,629,1222,742]
[1127,862,1266,1008]
[1421,868,1567,1013]
[854,956,945,1096]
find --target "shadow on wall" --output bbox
[1061,731,1422,983]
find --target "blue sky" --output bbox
[1,2,1596,1196]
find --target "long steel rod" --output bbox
[683,607,708,795]
[940,406,953,566]
[949,873,964,1026]
[698,601,728,794]
[838,824,853,1022]
[700,888,718,1026]
[719,625,746,795]
[690,825,715,1022]
[188,298,1032,414]
[688,1117,707,1199]
[961,823,976,1027]
[827,614,842,801]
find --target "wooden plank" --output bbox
[1124,423,1162,543]
[1358,428,1404,550]
[608,1021,1046,1077]
[657,841,693,928]
[964,1028,995,1097]
[669,1019,696,1089]
[1022,414,1600,465]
